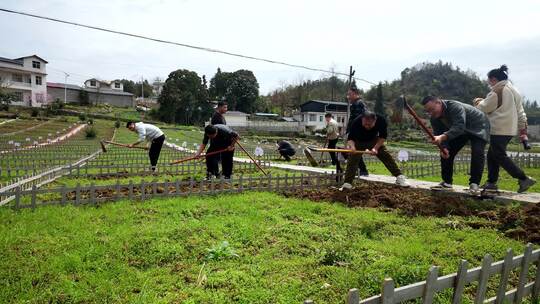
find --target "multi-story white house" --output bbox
[0,55,48,107]
[294,100,348,133]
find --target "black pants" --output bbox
[206,145,234,178]
[328,138,339,165]
[279,149,295,161]
[487,135,526,183]
[441,134,486,185]
[149,135,165,171]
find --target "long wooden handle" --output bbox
[402,97,446,153]
[170,147,230,165]
[236,140,268,176]
[104,140,149,150]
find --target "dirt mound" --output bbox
[284,182,540,244]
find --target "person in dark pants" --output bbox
[346,81,368,176]
[211,100,228,125]
[422,96,490,193]
[340,111,409,190]
[474,65,536,193]
[277,140,296,161]
[324,113,340,166]
[127,121,166,172]
[195,124,238,179]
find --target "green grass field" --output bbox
[0,192,527,303]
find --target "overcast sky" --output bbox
[1,0,539,101]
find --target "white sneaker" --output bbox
[469,183,480,195]
[395,175,410,187]
[339,182,353,191]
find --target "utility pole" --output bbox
[63,72,70,103]
[345,66,355,133]
[141,76,144,103]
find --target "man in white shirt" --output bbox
[126,121,166,171]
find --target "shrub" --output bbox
[78,113,87,121]
[87,118,94,125]
[85,126,97,138]
[114,120,121,128]
[31,108,39,117]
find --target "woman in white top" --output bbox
[474,65,535,193]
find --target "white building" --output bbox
[0,55,48,107]
[223,111,249,126]
[84,78,124,91]
[294,100,348,133]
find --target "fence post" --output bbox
[30,185,37,209]
[474,254,493,304]
[115,181,121,201]
[140,181,146,201]
[90,183,96,205]
[347,288,359,304]
[532,258,540,303]
[515,244,533,304]
[381,278,395,304]
[128,180,134,200]
[75,183,81,205]
[238,174,244,192]
[495,249,514,304]
[423,266,439,304]
[452,260,468,304]
[61,185,67,206]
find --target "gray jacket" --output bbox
[430,100,490,143]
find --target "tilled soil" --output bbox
[284,182,540,244]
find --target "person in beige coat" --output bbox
[325,113,340,166]
[474,65,536,193]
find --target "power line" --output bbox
[0,7,377,86]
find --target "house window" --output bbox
[35,93,44,103]
[12,92,23,101]
[114,82,120,89]
[309,114,316,122]
[90,80,96,87]
[319,116,323,122]
[35,76,42,85]
[12,74,23,83]
[32,61,41,69]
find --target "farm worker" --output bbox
[422,96,490,194]
[211,99,228,125]
[195,124,239,179]
[276,140,296,161]
[340,111,410,190]
[346,81,369,176]
[126,121,166,172]
[473,65,536,193]
[325,113,340,166]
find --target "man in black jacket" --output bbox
[340,111,409,190]
[422,96,490,193]
[276,140,296,161]
[345,81,368,176]
[211,100,228,125]
[195,124,238,179]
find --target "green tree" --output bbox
[374,82,386,118]
[157,69,211,125]
[209,68,232,100]
[225,70,259,113]
[120,79,136,94]
[0,86,15,111]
